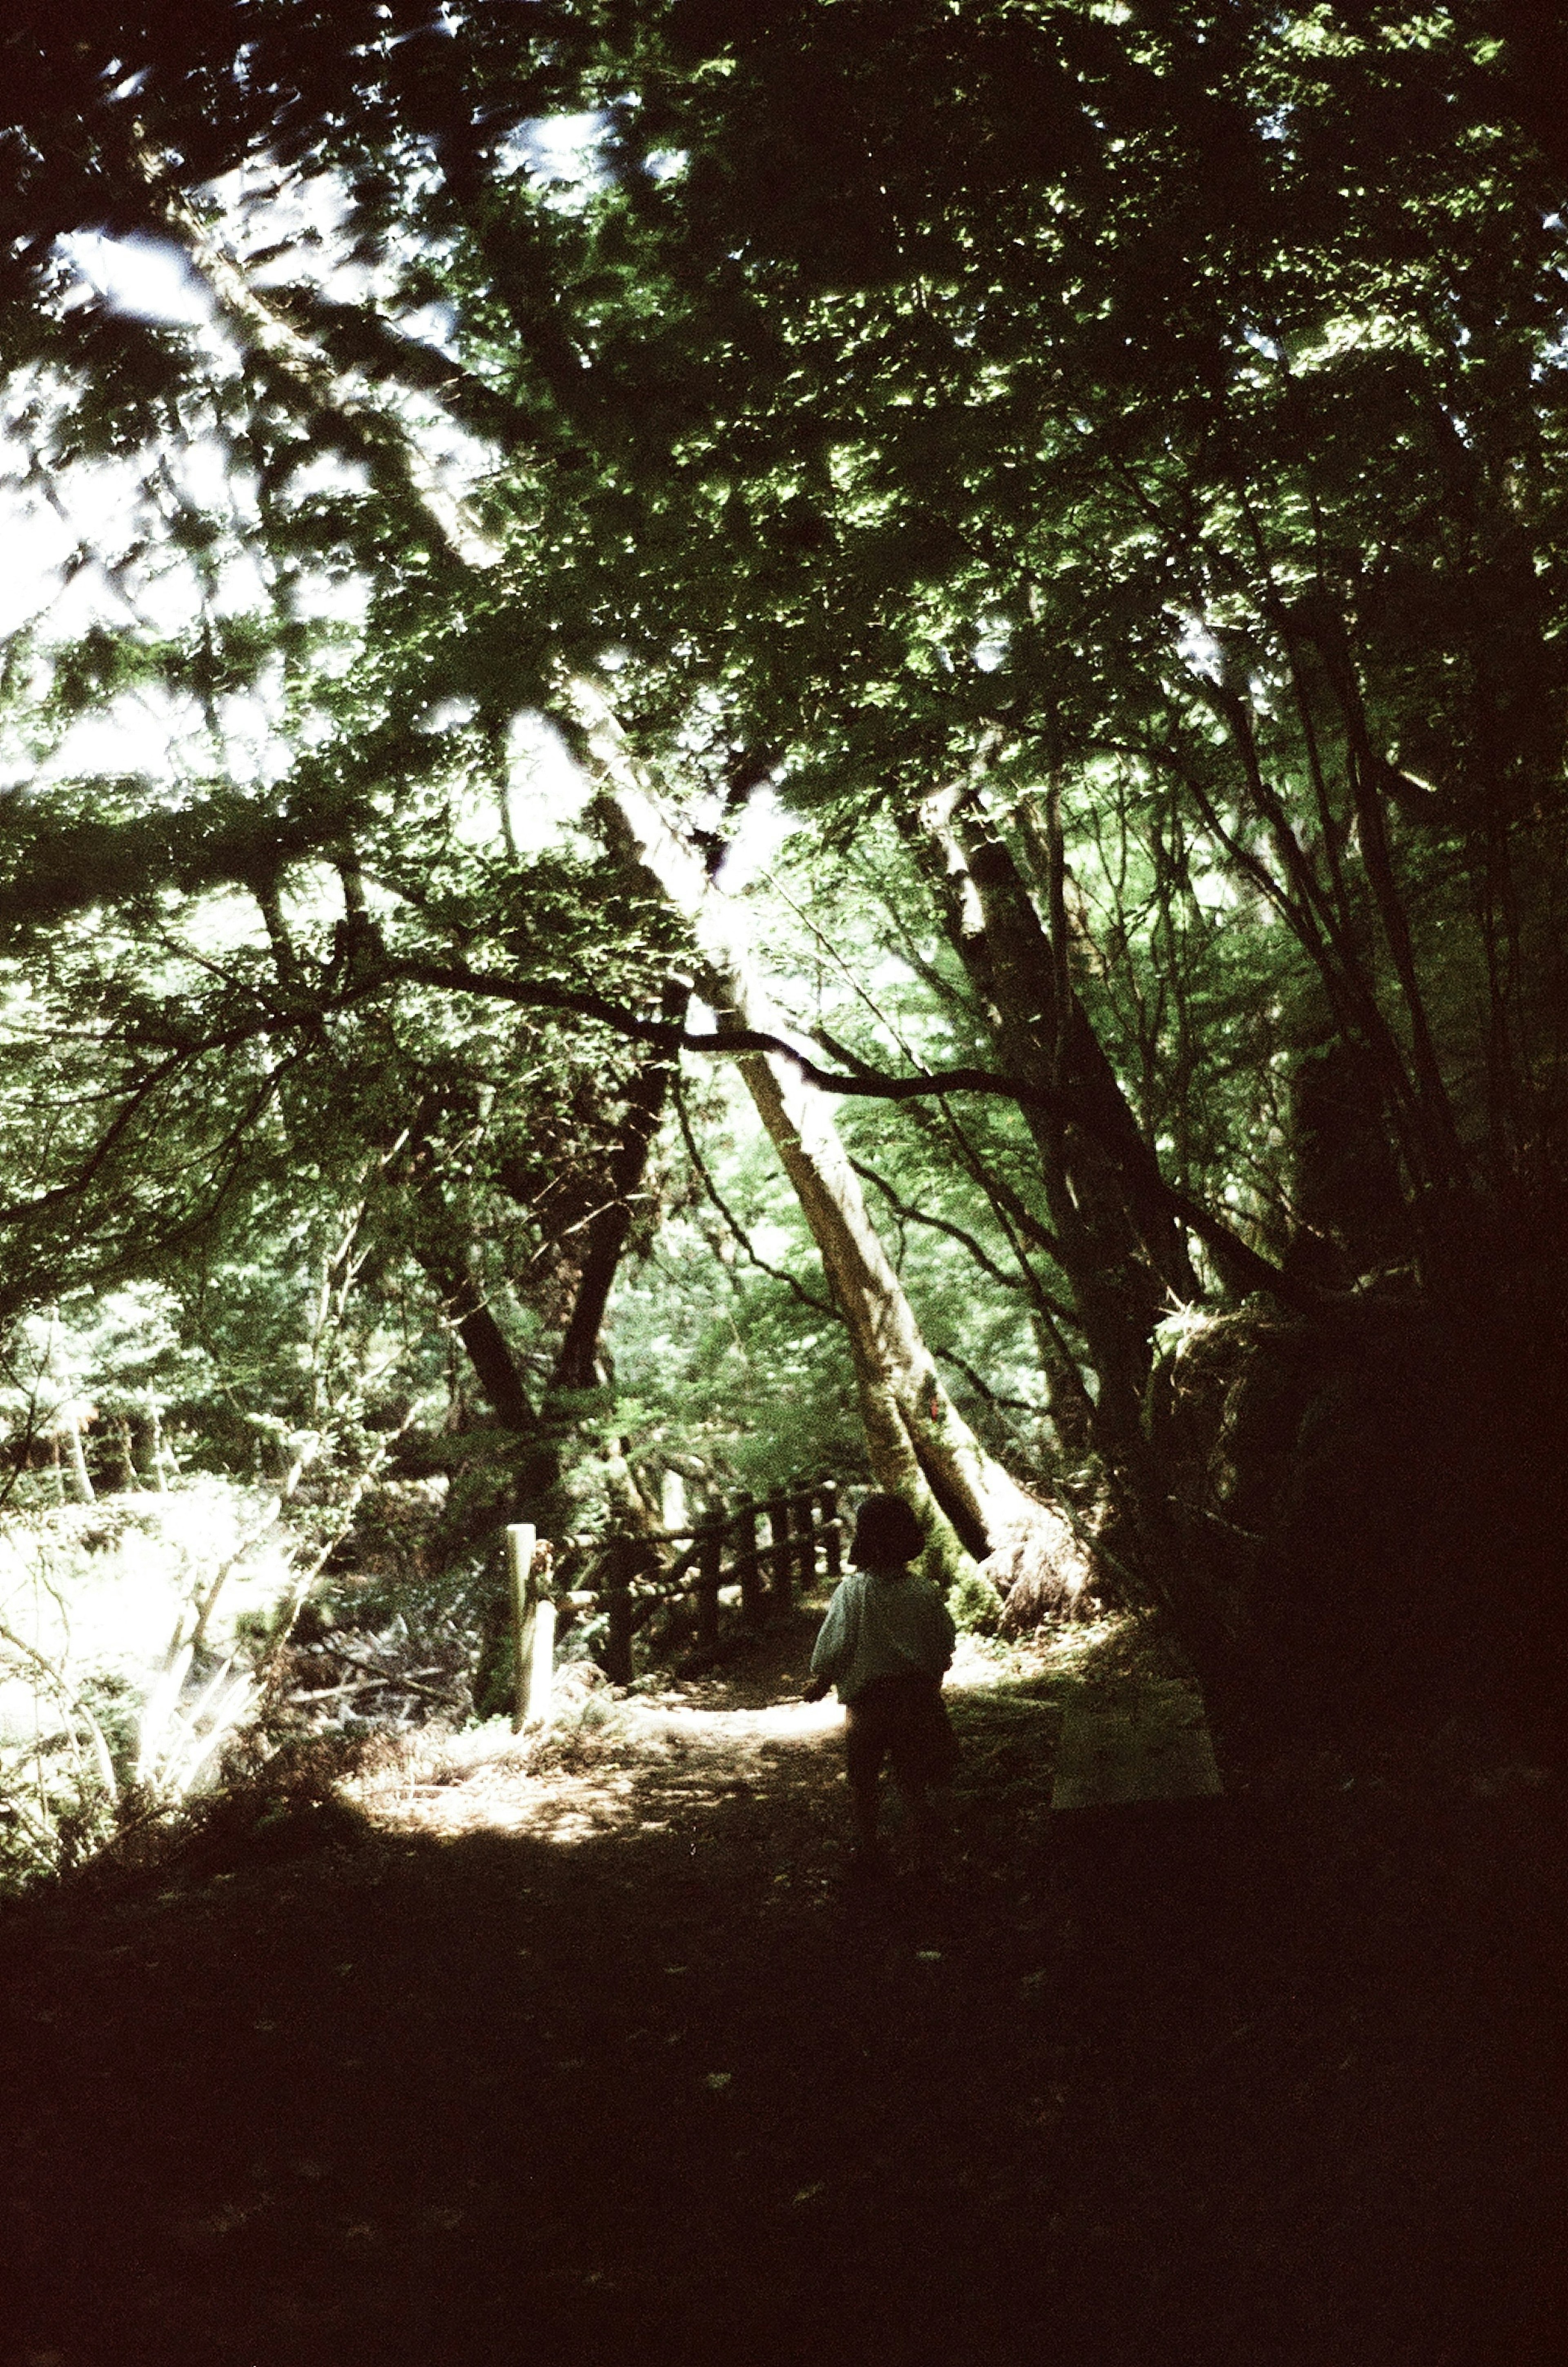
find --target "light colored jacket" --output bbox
[809,1567,956,1704]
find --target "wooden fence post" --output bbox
[525,1598,555,1724]
[507,1523,543,1732]
[766,1490,792,1615]
[604,1535,636,1687]
[821,1479,842,1580]
[735,1495,764,1627]
[791,1488,817,1595]
[696,1526,723,1654]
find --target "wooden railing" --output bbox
[508,1480,844,1714]
[590,1479,843,1685]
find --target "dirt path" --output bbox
[2,1616,1561,2367]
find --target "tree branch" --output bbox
[849,1152,1078,1322]
[673,1075,839,1321]
[382,947,1320,1312]
[931,1346,1046,1419]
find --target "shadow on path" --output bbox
[1,1623,1561,2367]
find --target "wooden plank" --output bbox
[1050,1678,1222,1811]
[696,1528,722,1654]
[603,1536,636,1686]
[820,1479,842,1579]
[734,1496,764,1625]
[766,1491,792,1615]
[523,1597,555,1725]
[790,1489,817,1594]
[506,1523,537,1735]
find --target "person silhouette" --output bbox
[802,1492,957,1868]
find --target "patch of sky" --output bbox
[417,694,478,735]
[866,952,918,997]
[1534,328,1568,381]
[503,710,596,856]
[747,1220,799,1267]
[275,858,367,941]
[1176,615,1224,682]
[0,496,80,644]
[45,516,263,649]
[164,884,272,963]
[287,449,376,508]
[396,299,461,355]
[1242,324,1283,360]
[284,569,371,638]
[715,784,801,894]
[42,693,182,787]
[57,231,216,328]
[214,158,455,330]
[15,341,259,644]
[497,112,610,207]
[177,432,257,528]
[47,674,295,798]
[226,167,361,289]
[973,618,1012,673]
[296,708,338,750]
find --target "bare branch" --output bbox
[673,1075,839,1321]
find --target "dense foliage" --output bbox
[1,2,1565,1742]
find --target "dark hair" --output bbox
[850,1492,926,1569]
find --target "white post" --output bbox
[507,1523,553,1730]
[526,1597,555,1726]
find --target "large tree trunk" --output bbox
[909,779,1243,1678]
[411,1056,673,1704]
[550,981,687,1393]
[911,781,1185,1460]
[570,680,1087,1608]
[412,1022,678,1518]
[151,228,1084,1614]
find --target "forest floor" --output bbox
[1,1605,1562,2367]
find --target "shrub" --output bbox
[949,1569,1006,1636]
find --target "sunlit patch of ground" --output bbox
[350,1622,1119,1848]
[5,1605,1558,2367]
[354,1690,843,1845]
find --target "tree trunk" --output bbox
[145,236,1085,1615]
[910,784,1179,1450]
[445,1274,539,1440]
[110,1415,138,1493]
[60,1415,94,1505]
[131,1409,168,1491]
[571,679,1087,1608]
[551,981,688,1394]
[910,778,1247,1678]
[412,1022,679,1536]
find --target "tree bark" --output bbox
[570,678,1087,1607]
[911,780,1192,1459]
[907,778,1253,1677]
[410,1020,679,1530]
[440,1268,539,1440]
[142,223,1085,1614]
[551,981,687,1393]
[60,1414,94,1505]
